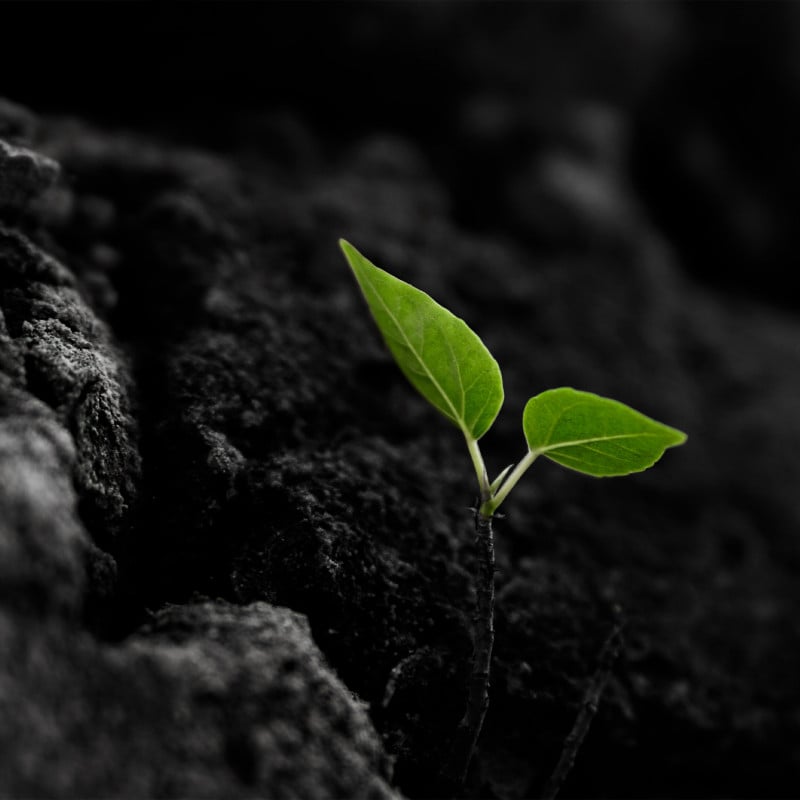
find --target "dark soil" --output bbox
[1,4,799,798]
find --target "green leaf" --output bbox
[489,464,514,494]
[522,387,687,477]
[340,239,503,440]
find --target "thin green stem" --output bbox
[481,449,539,516]
[465,435,491,504]
[442,440,539,787]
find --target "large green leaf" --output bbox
[523,387,686,476]
[340,239,503,440]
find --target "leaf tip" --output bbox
[670,427,688,447]
[339,239,370,283]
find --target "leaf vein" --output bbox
[537,432,667,455]
[360,270,464,428]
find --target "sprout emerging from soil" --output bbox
[340,239,687,787]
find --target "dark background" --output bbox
[5,1,800,310]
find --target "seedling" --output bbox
[339,239,686,786]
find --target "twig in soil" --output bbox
[539,621,625,800]
[382,648,432,708]
[441,509,496,787]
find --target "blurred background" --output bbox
[3,1,800,311]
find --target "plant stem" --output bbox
[465,435,491,503]
[442,509,496,787]
[481,448,538,516]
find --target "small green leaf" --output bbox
[489,464,514,494]
[340,239,503,440]
[523,387,687,477]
